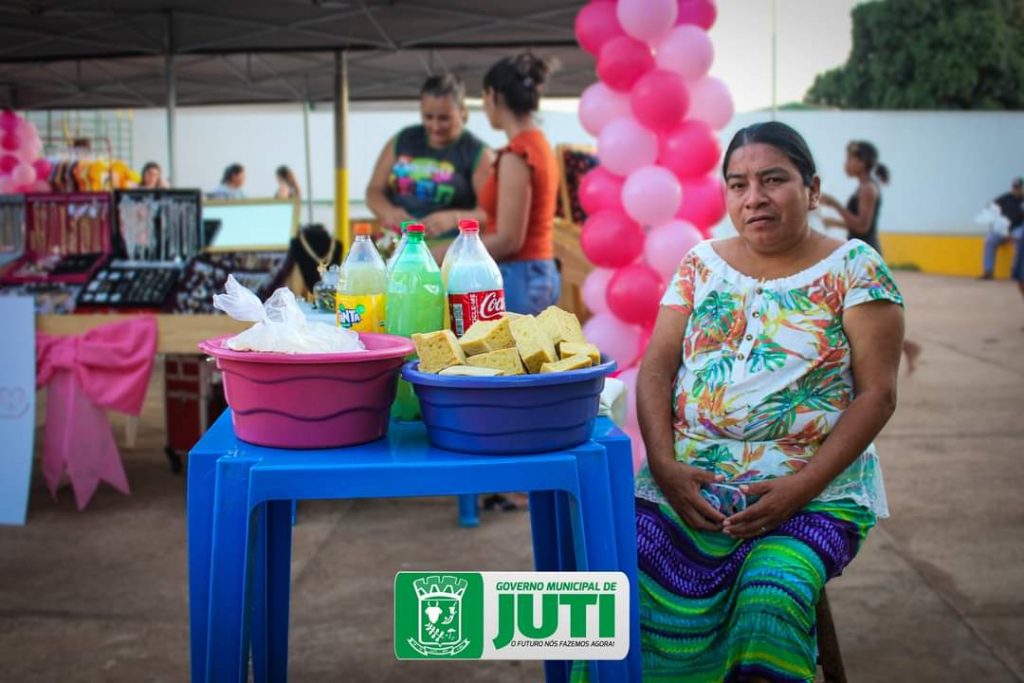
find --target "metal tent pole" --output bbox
[302,99,314,226]
[165,12,177,183]
[333,50,349,252]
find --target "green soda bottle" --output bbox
[386,223,444,421]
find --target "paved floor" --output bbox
[0,272,1021,682]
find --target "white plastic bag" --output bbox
[974,203,1010,238]
[213,275,365,354]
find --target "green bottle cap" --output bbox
[399,220,413,234]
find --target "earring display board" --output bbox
[1,193,113,285]
[0,195,26,269]
[113,189,204,262]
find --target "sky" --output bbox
[706,0,862,112]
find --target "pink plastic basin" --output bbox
[198,333,415,449]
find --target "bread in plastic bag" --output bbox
[213,275,365,354]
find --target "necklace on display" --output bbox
[299,230,338,276]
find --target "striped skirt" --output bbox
[573,497,875,683]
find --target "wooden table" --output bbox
[36,314,248,354]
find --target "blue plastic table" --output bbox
[187,412,640,683]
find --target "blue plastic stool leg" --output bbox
[252,500,293,683]
[457,494,479,527]
[205,453,259,683]
[574,442,629,683]
[600,430,641,683]
[528,491,570,683]
[186,448,218,683]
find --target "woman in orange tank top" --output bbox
[477,53,561,314]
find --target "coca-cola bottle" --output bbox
[446,218,506,336]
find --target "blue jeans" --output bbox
[498,259,561,315]
[983,225,1024,275]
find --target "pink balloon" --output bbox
[583,312,643,369]
[698,223,715,240]
[688,76,734,130]
[656,25,714,82]
[0,154,17,175]
[644,219,703,279]
[28,180,51,193]
[597,36,655,92]
[581,210,646,268]
[630,69,689,132]
[658,119,720,180]
[575,2,626,56]
[579,166,625,216]
[0,132,20,153]
[623,422,647,472]
[32,157,51,180]
[0,176,14,194]
[617,0,678,42]
[676,0,717,29]
[11,163,35,186]
[622,165,683,227]
[597,117,658,176]
[607,262,664,326]
[579,82,632,136]
[676,174,726,229]
[0,110,18,132]
[582,267,616,315]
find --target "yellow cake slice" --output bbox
[509,315,558,374]
[412,330,467,373]
[466,347,526,375]
[536,306,586,346]
[540,353,594,373]
[459,317,516,356]
[439,365,503,377]
[558,341,601,364]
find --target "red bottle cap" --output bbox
[458,218,480,232]
[406,223,425,233]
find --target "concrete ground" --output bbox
[0,271,1021,682]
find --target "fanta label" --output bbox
[337,293,386,333]
[448,289,505,336]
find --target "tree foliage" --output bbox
[805,0,1024,109]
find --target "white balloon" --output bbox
[579,82,633,136]
[655,25,714,82]
[687,76,735,130]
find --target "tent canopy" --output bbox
[0,1,591,108]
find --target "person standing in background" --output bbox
[139,161,170,189]
[275,165,301,200]
[979,177,1024,280]
[366,73,493,242]
[821,140,922,373]
[475,53,561,315]
[208,163,245,200]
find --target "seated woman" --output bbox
[366,73,493,242]
[630,122,904,682]
[475,53,561,314]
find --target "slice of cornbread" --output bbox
[509,315,558,374]
[559,341,601,364]
[412,330,467,373]
[536,306,586,346]
[502,311,525,320]
[540,353,593,374]
[466,347,526,375]
[439,365,503,377]
[459,317,515,356]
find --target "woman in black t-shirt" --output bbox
[366,73,494,240]
[822,140,922,372]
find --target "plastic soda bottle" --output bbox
[336,222,387,333]
[440,222,468,332]
[386,223,445,420]
[386,220,415,273]
[446,218,505,336]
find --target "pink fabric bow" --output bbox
[36,316,157,510]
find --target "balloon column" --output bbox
[575,0,733,469]
[0,110,51,194]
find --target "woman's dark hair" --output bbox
[482,53,558,116]
[722,121,817,187]
[420,72,467,107]
[141,161,161,177]
[222,163,244,184]
[848,140,890,185]
[276,165,300,195]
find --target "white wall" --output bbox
[132,104,1024,236]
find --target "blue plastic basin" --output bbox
[401,358,617,454]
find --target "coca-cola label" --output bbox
[448,289,506,336]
